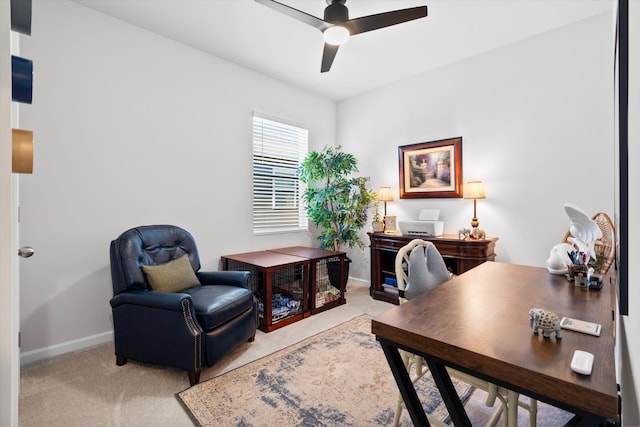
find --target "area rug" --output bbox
[177,315,472,426]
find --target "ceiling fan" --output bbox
[255,0,428,73]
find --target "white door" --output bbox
[1,2,22,425]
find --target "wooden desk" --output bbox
[372,262,618,426]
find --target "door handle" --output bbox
[18,246,35,258]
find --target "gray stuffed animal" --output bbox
[529,308,562,339]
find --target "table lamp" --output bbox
[378,186,393,216]
[464,181,486,239]
[378,186,396,233]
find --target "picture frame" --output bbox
[398,137,463,199]
[383,215,397,233]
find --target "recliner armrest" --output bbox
[110,290,192,312]
[196,271,251,288]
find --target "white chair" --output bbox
[392,239,537,427]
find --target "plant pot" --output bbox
[328,257,351,291]
[372,221,384,232]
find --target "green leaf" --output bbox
[298,145,375,252]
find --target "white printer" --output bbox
[398,209,444,237]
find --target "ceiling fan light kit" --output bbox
[323,26,350,45]
[255,0,427,72]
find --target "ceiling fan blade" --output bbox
[321,43,340,73]
[255,0,331,31]
[346,6,427,35]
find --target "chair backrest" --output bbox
[110,225,201,295]
[562,212,615,274]
[395,239,450,303]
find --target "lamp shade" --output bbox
[378,186,394,201]
[464,181,486,199]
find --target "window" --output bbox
[252,114,308,234]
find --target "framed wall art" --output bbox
[398,137,463,198]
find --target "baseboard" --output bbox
[347,276,369,287]
[19,279,371,366]
[20,330,113,366]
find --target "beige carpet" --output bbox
[19,284,392,426]
[178,315,472,426]
[20,284,575,426]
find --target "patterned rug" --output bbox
[177,315,472,426]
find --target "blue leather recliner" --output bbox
[109,225,258,385]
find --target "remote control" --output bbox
[571,350,594,375]
[560,317,601,336]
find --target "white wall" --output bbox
[337,13,615,282]
[17,0,335,359]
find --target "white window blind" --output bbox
[252,114,308,234]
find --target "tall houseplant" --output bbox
[298,145,375,252]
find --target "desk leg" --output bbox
[378,339,431,427]
[426,360,473,427]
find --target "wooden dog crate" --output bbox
[221,247,346,332]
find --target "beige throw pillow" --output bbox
[141,254,200,293]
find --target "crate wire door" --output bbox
[222,255,309,332]
[312,256,344,312]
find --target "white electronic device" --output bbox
[571,350,594,375]
[398,209,444,237]
[560,317,601,336]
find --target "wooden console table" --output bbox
[367,232,498,304]
[221,247,346,332]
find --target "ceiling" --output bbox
[70,0,613,101]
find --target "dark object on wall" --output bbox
[398,137,463,199]
[254,0,427,72]
[11,55,33,104]
[11,0,32,35]
[614,0,628,315]
[109,225,258,385]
